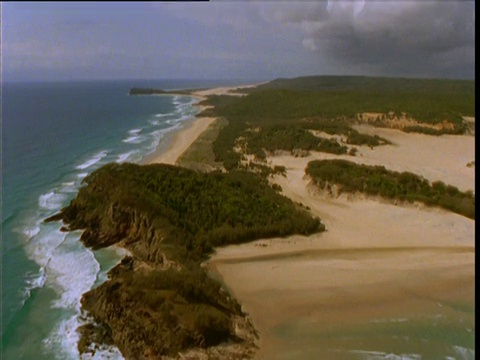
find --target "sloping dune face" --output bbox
[208,126,475,360]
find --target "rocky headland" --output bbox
[45,162,323,359]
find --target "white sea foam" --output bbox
[156,112,175,118]
[43,315,81,359]
[25,267,47,290]
[81,345,124,359]
[22,224,41,239]
[116,151,136,163]
[370,318,409,323]
[77,173,89,179]
[24,227,68,268]
[76,151,108,170]
[44,314,123,360]
[46,315,124,360]
[47,240,100,310]
[128,128,142,135]
[122,135,146,144]
[19,267,47,307]
[39,191,67,211]
[59,181,78,194]
[40,241,124,359]
[28,224,125,359]
[453,346,475,360]
[349,350,422,360]
[26,225,118,357]
[149,127,179,150]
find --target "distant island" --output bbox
[47,75,475,359]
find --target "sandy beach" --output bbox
[145,84,257,166]
[146,84,475,358]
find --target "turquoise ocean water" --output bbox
[1,79,243,359]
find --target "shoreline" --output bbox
[144,84,258,166]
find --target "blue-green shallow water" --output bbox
[1,79,248,359]
[270,311,475,360]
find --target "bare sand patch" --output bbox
[351,125,475,192]
[267,124,475,192]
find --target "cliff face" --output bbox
[78,257,254,359]
[50,199,254,358]
[45,162,323,358]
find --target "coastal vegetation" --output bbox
[204,92,390,170]
[306,159,475,219]
[176,117,228,171]
[46,162,323,357]
[200,76,474,169]
[245,76,474,124]
[53,163,322,254]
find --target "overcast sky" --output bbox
[1,1,475,82]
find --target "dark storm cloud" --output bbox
[2,1,474,81]
[262,1,475,79]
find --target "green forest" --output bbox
[59,163,323,256]
[200,76,473,170]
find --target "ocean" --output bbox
[0,79,245,359]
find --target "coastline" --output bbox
[143,84,258,166]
